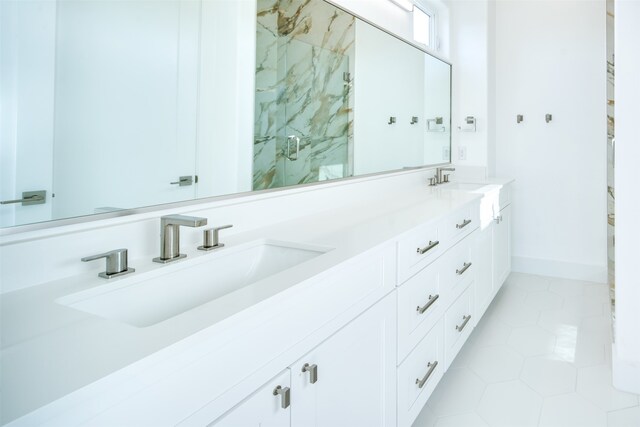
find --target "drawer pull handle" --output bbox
[273,385,291,409]
[302,363,318,384]
[415,360,439,388]
[456,315,472,333]
[456,219,472,229]
[416,294,440,314]
[417,240,440,255]
[456,262,472,275]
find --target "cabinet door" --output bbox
[212,370,291,427]
[476,223,494,320]
[290,293,397,427]
[492,204,511,291]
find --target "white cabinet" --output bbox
[213,370,291,427]
[475,224,494,320]
[289,292,397,427]
[493,204,511,292]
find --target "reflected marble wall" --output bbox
[254,0,355,190]
[606,0,615,334]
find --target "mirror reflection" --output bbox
[0,0,451,229]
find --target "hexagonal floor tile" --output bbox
[504,272,550,292]
[584,283,609,299]
[577,315,612,346]
[607,406,640,427]
[468,345,524,383]
[524,291,564,311]
[491,302,540,327]
[434,413,489,427]
[520,355,577,396]
[577,364,639,411]
[553,333,606,368]
[547,277,589,298]
[477,380,542,427]
[468,316,513,348]
[537,308,583,334]
[539,393,607,427]
[563,294,605,317]
[507,325,556,357]
[426,368,487,417]
[412,403,437,427]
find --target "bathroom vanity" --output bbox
[2,180,512,427]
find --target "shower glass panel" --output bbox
[278,39,351,186]
[606,0,615,334]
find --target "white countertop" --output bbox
[0,180,510,424]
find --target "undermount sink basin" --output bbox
[57,240,331,328]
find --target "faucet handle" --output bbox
[81,248,135,279]
[198,225,233,251]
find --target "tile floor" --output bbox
[412,272,640,427]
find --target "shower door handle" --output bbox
[286,135,300,161]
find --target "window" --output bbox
[413,6,432,47]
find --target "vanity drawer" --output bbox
[397,319,444,427]
[444,284,475,370]
[397,261,443,362]
[397,221,442,284]
[440,204,477,244]
[440,233,476,304]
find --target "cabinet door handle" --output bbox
[456,262,472,275]
[273,385,291,409]
[456,315,472,333]
[302,363,318,384]
[456,219,472,229]
[416,294,440,314]
[415,360,439,388]
[417,240,439,255]
[494,215,503,224]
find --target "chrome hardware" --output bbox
[517,114,524,124]
[1,190,46,206]
[410,116,419,125]
[443,174,450,183]
[545,113,553,123]
[458,116,476,132]
[82,248,134,279]
[415,361,439,388]
[302,363,318,384]
[153,214,208,263]
[417,240,440,255]
[456,219,472,229]
[388,116,397,125]
[456,262,472,275]
[273,385,291,409]
[429,177,438,186]
[285,135,300,161]
[170,176,193,186]
[437,167,455,184]
[427,117,445,132]
[494,215,503,224]
[456,315,471,332]
[416,294,440,314]
[198,224,233,251]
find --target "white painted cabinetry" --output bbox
[212,293,396,427]
[493,204,511,291]
[214,370,291,427]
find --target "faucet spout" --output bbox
[154,214,208,263]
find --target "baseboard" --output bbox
[511,255,607,283]
[613,346,640,394]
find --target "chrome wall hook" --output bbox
[545,114,553,123]
[517,114,524,124]
[410,116,419,125]
[388,116,397,125]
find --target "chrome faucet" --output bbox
[153,214,208,263]
[436,167,456,184]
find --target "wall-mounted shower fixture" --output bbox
[388,116,397,125]
[517,114,524,123]
[545,114,553,123]
[343,72,353,88]
[427,117,446,132]
[458,116,476,132]
[285,135,300,161]
[410,116,419,125]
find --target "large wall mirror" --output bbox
[0,0,451,230]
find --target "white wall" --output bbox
[494,0,607,282]
[613,0,640,395]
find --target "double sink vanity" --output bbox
[2,178,512,427]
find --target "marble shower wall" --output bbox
[253,0,355,190]
[606,0,615,333]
